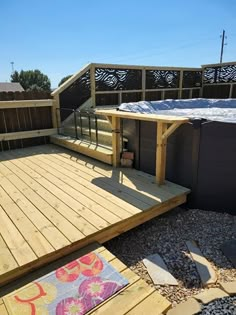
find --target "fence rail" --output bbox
[0,99,56,151]
[51,61,236,126]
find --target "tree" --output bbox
[58,75,72,87]
[11,70,51,92]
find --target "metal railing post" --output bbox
[95,115,98,146]
[74,110,78,139]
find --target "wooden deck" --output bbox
[0,243,171,315]
[0,144,190,286]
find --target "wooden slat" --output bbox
[26,153,133,220]
[50,135,113,165]
[0,157,84,244]
[36,147,140,215]
[37,147,154,209]
[0,100,53,109]
[0,235,18,277]
[126,290,171,315]
[96,109,189,123]
[162,122,182,140]
[0,185,53,258]
[19,154,121,225]
[43,148,172,203]
[13,156,111,229]
[90,278,154,315]
[52,63,91,96]
[0,303,8,315]
[202,61,236,67]
[0,128,57,141]
[44,144,189,197]
[0,157,98,237]
[0,205,36,267]
[0,171,66,251]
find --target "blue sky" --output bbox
[1,0,236,88]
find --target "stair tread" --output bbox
[51,135,113,155]
[64,126,111,136]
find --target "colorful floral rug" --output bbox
[4,251,129,315]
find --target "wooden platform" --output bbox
[50,134,113,165]
[0,144,190,286]
[0,243,171,315]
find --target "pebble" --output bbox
[197,296,236,314]
[105,208,236,305]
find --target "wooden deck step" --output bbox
[1,244,171,315]
[50,134,113,165]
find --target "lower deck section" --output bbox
[0,244,171,315]
[0,144,190,285]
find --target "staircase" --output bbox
[50,110,127,165]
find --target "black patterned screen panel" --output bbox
[95,68,142,91]
[59,70,91,113]
[183,71,202,88]
[204,65,236,84]
[146,70,180,89]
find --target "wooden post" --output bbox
[111,116,121,167]
[156,122,167,185]
[90,64,96,107]
[161,90,165,100]
[53,94,61,130]
[118,92,122,105]
[179,70,183,99]
[142,68,146,101]
[229,84,233,98]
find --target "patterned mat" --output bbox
[4,251,129,315]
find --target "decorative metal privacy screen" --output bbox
[146,70,180,89]
[60,70,91,109]
[204,64,236,84]
[95,68,142,91]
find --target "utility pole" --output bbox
[220,30,227,63]
[10,61,14,73]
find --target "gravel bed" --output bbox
[197,296,236,315]
[105,208,236,306]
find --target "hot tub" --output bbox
[120,99,236,214]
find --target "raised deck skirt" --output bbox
[0,144,190,285]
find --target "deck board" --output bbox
[0,144,190,285]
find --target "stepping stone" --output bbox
[186,241,217,287]
[220,239,236,267]
[193,288,228,304]
[167,298,201,315]
[143,254,178,286]
[219,281,236,296]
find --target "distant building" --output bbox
[0,82,24,92]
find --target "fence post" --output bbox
[142,68,146,101]
[179,70,183,99]
[90,64,96,108]
[52,94,61,129]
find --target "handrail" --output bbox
[52,63,91,96]
[57,107,100,145]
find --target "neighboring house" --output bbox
[0,82,24,92]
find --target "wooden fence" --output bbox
[0,100,56,151]
[0,90,52,101]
